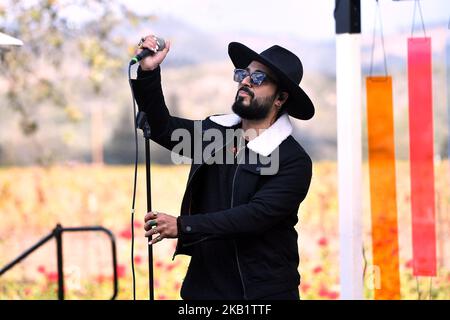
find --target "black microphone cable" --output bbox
[126,38,164,300]
[127,63,139,300]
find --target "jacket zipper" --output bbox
[231,145,248,300]
[176,134,249,299]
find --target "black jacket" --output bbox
[131,66,313,299]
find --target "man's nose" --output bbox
[240,74,252,87]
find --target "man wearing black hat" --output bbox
[132,35,314,300]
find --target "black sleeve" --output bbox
[130,66,201,158]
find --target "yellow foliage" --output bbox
[0,162,448,300]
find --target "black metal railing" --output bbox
[0,224,118,300]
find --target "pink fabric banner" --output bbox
[407,37,437,276]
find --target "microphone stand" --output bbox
[136,111,154,300]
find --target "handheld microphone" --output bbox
[129,37,166,65]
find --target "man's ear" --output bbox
[278,92,289,104]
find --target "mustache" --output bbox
[237,87,254,98]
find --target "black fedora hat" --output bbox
[228,42,314,120]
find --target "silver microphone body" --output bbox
[130,37,165,65]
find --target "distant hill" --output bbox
[1,16,448,165]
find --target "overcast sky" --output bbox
[121,0,450,40]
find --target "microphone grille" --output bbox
[155,37,166,51]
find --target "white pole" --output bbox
[336,32,364,299]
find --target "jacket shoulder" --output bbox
[203,114,222,128]
[202,114,239,131]
[280,136,312,165]
[283,136,311,157]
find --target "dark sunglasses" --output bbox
[233,69,276,86]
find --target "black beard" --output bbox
[232,91,275,121]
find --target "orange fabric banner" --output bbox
[366,77,401,299]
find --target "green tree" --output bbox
[0,0,154,164]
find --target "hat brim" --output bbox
[228,42,314,120]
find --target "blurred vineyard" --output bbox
[0,161,449,300]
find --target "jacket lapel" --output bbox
[209,113,293,157]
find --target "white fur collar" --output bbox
[209,113,293,157]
